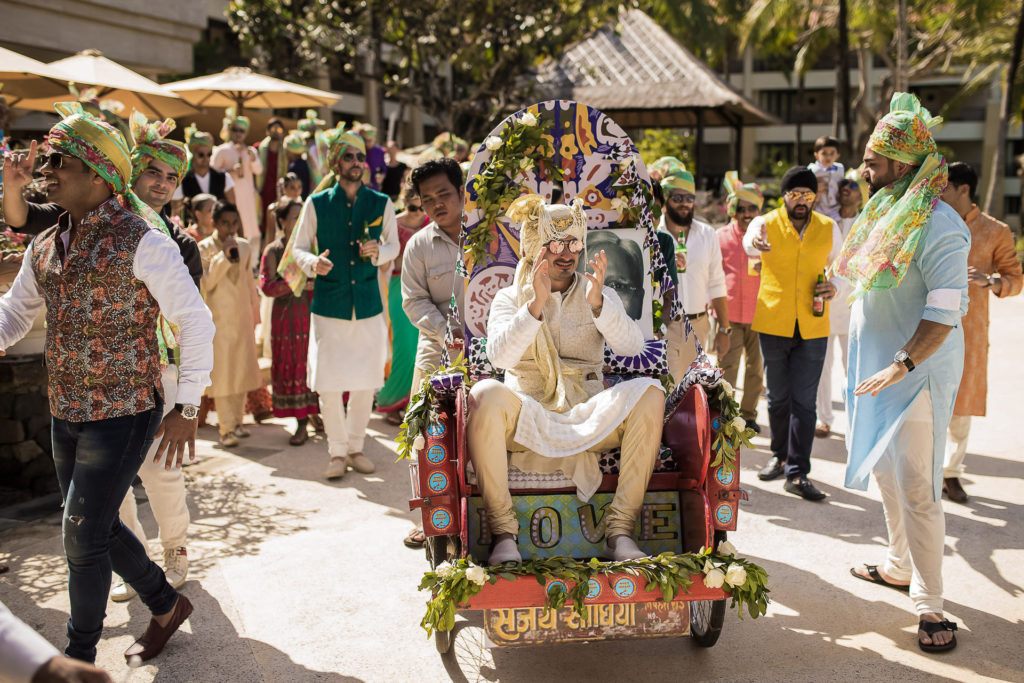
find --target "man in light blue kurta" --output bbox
[835,93,969,654]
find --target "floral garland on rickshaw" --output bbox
[466,111,564,267]
[419,542,770,635]
[396,357,473,461]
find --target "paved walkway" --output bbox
[2,295,1023,682]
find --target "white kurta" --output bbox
[212,143,263,241]
[292,188,400,393]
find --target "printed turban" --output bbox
[505,194,590,413]
[184,123,214,151]
[868,92,941,165]
[220,107,251,141]
[47,101,133,194]
[661,168,696,196]
[129,112,188,184]
[298,109,326,133]
[324,127,366,168]
[648,156,686,181]
[833,92,948,300]
[284,131,307,154]
[722,170,763,215]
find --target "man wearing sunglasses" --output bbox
[743,166,842,501]
[658,166,732,380]
[0,103,213,664]
[290,128,399,480]
[170,124,236,220]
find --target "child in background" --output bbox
[807,136,844,221]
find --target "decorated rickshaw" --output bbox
[400,101,769,654]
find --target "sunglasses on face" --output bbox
[545,238,584,255]
[668,192,695,204]
[231,127,247,134]
[407,205,423,212]
[41,151,66,170]
[342,152,367,163]
[785,190,817,203]
[193,151,211,159]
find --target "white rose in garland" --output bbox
[717,540,737,556]
[435,561,455,579]
[412,434,426,451]
[703,567,726,588]
[718,380,734,396]
[725,563,748,587]
[520,112,538,127]
[484,136,502,151]
[610,196,628,213]
[465,564,488,586]
[731,416,746,432]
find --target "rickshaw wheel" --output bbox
[690,530,728,647]
[426,535,459,654]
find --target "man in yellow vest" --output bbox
[743,166,842,501]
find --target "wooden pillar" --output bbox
[695,109,705,190]
[733,122,743,171]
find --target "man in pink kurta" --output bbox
[716,173,765,431]
[940,162,1023,502]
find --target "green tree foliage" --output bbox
[227,0,620,139]
[634,129,695,169]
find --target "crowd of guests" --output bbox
[0,90,1021,677]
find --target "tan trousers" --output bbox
[467,380,663,538]
[666,315,711,382]
[215,393,246,436]
[717,321,763,421]
[410,366,427,402]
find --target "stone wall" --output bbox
[0,355,56,504]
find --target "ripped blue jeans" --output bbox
[51,401,179,662]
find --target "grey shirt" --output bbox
[401,221,464,371]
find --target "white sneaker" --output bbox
[220,431,239,447]
[234,425,251,438]
[111,577,138,602]
[163,547,189,588]
[325,456,348,480]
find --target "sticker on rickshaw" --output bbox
[484,602,691,645]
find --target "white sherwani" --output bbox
[212,143,263,241]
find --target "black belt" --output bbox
[685,312,707,320]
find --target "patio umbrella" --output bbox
[12,49,196,119]
[163,66,340,112]
[0,46,71,105]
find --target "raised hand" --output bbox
[527,246,551,319]
[584,249,607,309]
[752,223,771,252]
[315,248,334,276]
[2,139,37,192]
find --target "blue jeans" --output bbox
[758,325,828,479]
[52,401,179,662]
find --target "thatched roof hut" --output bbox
[534,8,779,179]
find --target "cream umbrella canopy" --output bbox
[163,66,340,112]
[0,46,72,105]
[12,49,196,119]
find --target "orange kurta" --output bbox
[954,206,1023,416]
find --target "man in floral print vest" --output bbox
[0,103,214,665]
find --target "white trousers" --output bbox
[873,390,944,615]
[943,415,971,478]
[320,389,375,457]
[119,366,190,553]
[815,332,849,426]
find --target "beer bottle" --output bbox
[812,272,826,317]
[358,222,373,261]
[675,240,687,273]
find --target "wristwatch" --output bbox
[894,349,916,372]
[985,274,996,289]
[174,403,200,420]
[721,327,733,335]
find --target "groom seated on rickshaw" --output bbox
[468,194,666,565]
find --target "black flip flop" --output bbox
[850,564,910,592]
[918,619,958,653]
